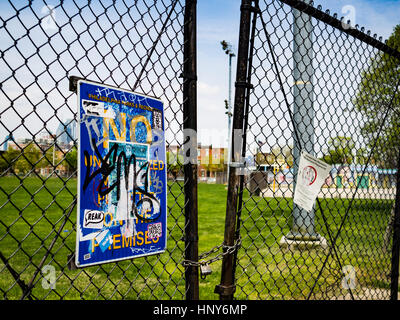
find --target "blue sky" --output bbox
[0,0,399,149]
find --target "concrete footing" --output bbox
[279,236,328,251]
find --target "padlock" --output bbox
[200,264,212,279]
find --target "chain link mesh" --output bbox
[232,0,400,300]
[1,0,400,301]
[0,0,188,300]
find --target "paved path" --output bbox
[259,186,396,200]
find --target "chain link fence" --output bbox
[0,0,194,300]
[1,0,400,301]
[218,0,400,300]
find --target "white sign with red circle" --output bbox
[293,151,331,212]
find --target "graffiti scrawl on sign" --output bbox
[76,79,167,267]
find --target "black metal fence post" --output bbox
[183,0,199,300]
[215,0,254,301]
[390,148,400,300]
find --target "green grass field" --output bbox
[0,176,395,300]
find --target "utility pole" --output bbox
[282,0,322,245]
[220,40,235,183]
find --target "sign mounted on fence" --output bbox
[293,151,331,212]
[75,79,167,267]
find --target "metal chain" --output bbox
[182,238,242,267]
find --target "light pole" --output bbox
[289,4,317,240]
[220,40,235,183]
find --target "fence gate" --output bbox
[217,0,400,300]
[0,0,199,300]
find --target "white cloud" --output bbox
[198,81,221,95]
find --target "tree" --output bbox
[272,144,294,167]
[353,25,400,249]
[14,143,41,175]
[167,151,183,179]
[63,147,77,174]
[353,24,400,168]
[255,151,274,166]
[321,136,355,165]
[355,147,369,165]
[280,145,294,167]
[38,145,59,169]
[255,144,294,168]
[0,148,19,174]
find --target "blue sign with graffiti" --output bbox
[75,79,167,267]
